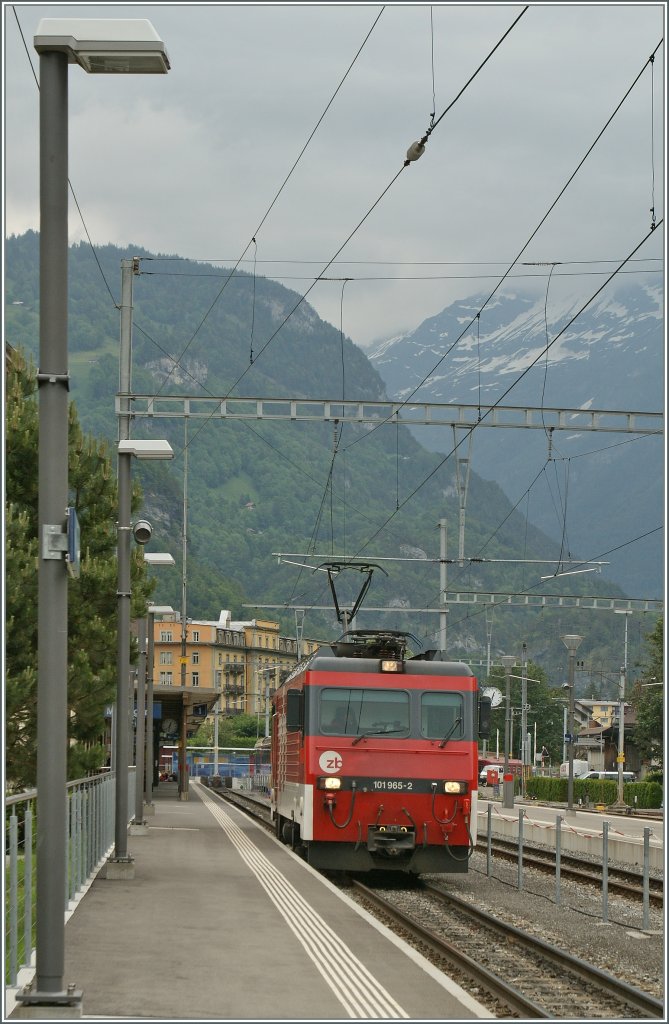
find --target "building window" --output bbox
[192,672,199,687]
[160,652,172,665]
[192,651,199,665]
[218,653,223,666]
[160,631,172,642]
[215,671,222,687]
[160,671,173,685]
[192,630,200,642]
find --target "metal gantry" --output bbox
[120,394,663,434]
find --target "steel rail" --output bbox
[423,883,664,1018]
[351,879,549,1018]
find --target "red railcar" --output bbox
[478,756,523,782]
[271,630,491,874]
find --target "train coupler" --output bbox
[367,824,415,856]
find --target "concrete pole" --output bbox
[35,48,69,1000]
[439,518,447,653]
[521,641,528,797]
[614,612,629,808]
[179,712,189,801]
[567,650,576,812]
[500,655,515,809]
[145,612,155,806]
[560,633,583,813]
[179,421,188,798]
[133,618,147,826]
[110,259,135,869]
[214,699,220,775]
[504,667,511,776]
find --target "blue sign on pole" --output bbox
[66,506,80,579]
[153,702,162,719]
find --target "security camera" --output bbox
[562,683,571,690]
[133,519,152,545]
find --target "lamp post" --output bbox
[132,585,174,829]
[560,634,583,813]
[109,441,173,877]
[500,655,516,808]
[613,610,633,809]
[26,18,169,1011]
[145,605,175,808]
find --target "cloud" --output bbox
[4,3,664,346]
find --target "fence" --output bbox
[5,770,134,992]
[187,746,271,780]
[478,804,656,931]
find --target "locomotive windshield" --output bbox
[320,687,409,737]
[319,688,465,741]
[420,692,464,740]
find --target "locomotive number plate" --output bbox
[371,779,413,791]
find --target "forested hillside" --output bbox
[5,232,655,689]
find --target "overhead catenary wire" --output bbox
[148,6,386,399]
[161,4,528,459]
[139,5,531,391]
[342,38,665,454]
[142,266,662,284]
[341,217,663,562]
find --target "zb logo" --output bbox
[319,750,343,774]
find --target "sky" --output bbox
[3,2,666,349]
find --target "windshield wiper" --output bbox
[438,717,463,749]
[351,728,405,746]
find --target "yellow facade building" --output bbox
[150,609,320,723]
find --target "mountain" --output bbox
[4,232,658,689]
[367,283,664,600]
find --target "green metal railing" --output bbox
[5,770,134,989]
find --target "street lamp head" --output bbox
[34,19,170,74]
[500,655,516,670]
[560,633,583,653]
[148,605,175,614]
[143,552,175,566]
[118,439,174,459]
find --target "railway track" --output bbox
[208,785,663,1016]
[481,836,663,907]
[349,879,664,1019]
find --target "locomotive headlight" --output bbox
[443,781,468,794]
[317,777,342,790]
[380,659,403,672]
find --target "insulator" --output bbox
[405,140,425,162]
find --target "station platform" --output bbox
[18,778,491,1021]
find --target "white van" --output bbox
[579,770,635,783]
[560,760,589,779]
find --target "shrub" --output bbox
[524,776,662,808]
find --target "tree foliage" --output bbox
[629,616,664,769]
[187,712,263,749]
[483,659,567,765]
[5,348,155,788]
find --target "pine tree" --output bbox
[5,348,155,788]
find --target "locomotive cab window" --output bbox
[320,688,409,736]
[421,692,464,740]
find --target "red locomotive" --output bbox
[271,629,491,874]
